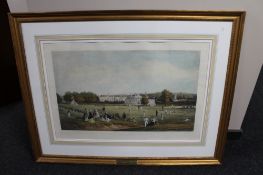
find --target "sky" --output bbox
[52,50,200,96]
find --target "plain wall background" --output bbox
[6,0,263,130]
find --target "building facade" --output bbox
[124,94,142,105]
[99,95,127,103]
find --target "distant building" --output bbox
[70,99,78,105]
[148,98,156,106]
[173,94,177,102]
[99,94,156,106]
[99,95,127,103]
[125,94,142,105]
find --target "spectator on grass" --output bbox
[122,112,126,120]
[144,117,149,127]
[89,111,93,119]
[67,110,71,118]
[161,112,164,120]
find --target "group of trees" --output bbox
[142,89,198,106]
[141,95,149,105]
[176,92,197,100]
[156,90,197,105]
[158,89,175,105]
[57,91,99,104]
[140,89,175,106]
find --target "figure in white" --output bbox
[152,118,157,125]
[105,117,111,123]
[144,117,149,127]
[67,110,71,118]
[184,118,190,122]
[94,109,100,118]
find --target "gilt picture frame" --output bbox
[9,10,245,165]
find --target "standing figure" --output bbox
[82,112,86,121]
[67,110,71,118]
[144,117,149,127]
[161,112,164,120]
[152,118,158,125]
[88,111,93,119]
[122,112,126,120]
[156,110,158,117]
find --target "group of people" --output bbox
[143,117,158,127]
[81,108,127,122]
[62,105,170,127]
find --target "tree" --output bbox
[141,95,149,105]
[56,93,62,104]
[79,92,99,103]
[63,91,99,104]
[159,89,174,105]
[74,93,85,104]
[63,91,73,102]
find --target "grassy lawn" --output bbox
[59,103,195,131]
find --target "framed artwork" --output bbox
[9,10,245,165]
